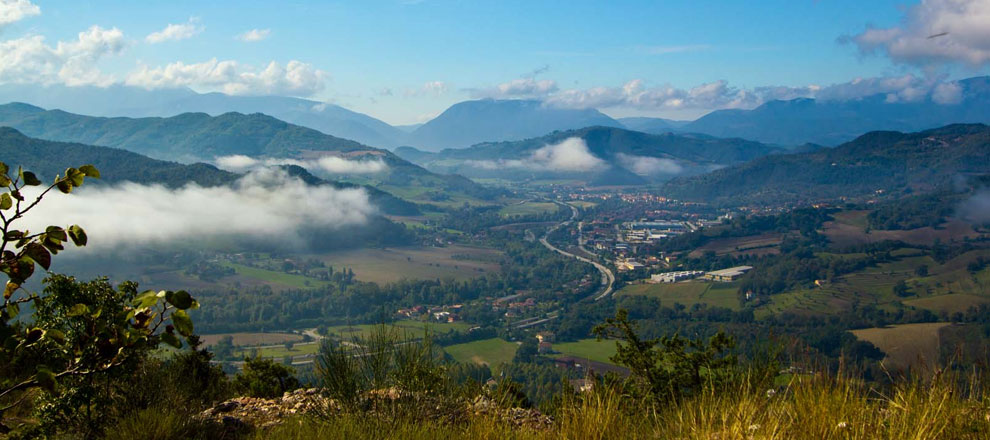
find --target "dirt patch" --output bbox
[852,322,951,371]
[824,219,984,248]
[688,233,784,258]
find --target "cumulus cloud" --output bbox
[0,0,39,28]
[405,80,448,97]
[0,25,125,87]
[616,153,683,176]
[215,154,388,175]
[237,28,271,42]
[845,0,990,67]
[466,137,605,172]
[146,18,203,43]
[468,77,559,99]
[125,58,328,96]
[26,169,374,250]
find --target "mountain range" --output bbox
[396,126,785,186]
[0,103,500,206]
[663,123,990,205]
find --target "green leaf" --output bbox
[24,328,44,345]
[0,162,8,176]
[3,281,18,300]
[0,175,10,188]
[78,165,100,178]
[67,304,90,317]
[164,290,194,310]
[171,309,194,337]
[56,179,72,194]
[68,225,87,247]
[46,329,65,344]
[66,168,85,187]
[0,193,10,210]
[134,290,160,309]
[161,332,182,349]
[35,367,56,392]
[7,302,19,319]
[46,226,67,241]
[24,243,51,270]
[21,171,41,186]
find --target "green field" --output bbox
[223,262,332,289]
[498,202,560,217]
[551,339,619,365]
[313,246,502,284]
[327,321,473,342]
[201,332,303,347]
[617,281,742,310]
[444,338,520,366]
[235,342,321,359]
[851,323,951,370]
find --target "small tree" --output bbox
[592,309,737,403]
[234,356,299,398]
[0,163,199,430]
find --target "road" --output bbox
[539,201,615,301]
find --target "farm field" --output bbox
[223,262,333,290]
[550,339,619,365]
[235,342,321,359]
[823,211,983,248]
[312,245,502,284]
[498,202,560,217]
[443,338,520,367]
[687,233,784,258]
[201,332,303,347]
[851,323,951,370]
[327,321,473,342]
[617,281,742,310]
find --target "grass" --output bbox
[253,373,990,439]
[312,246,502,284]
[498,202,560,217]
[851,322,951,370]
[617,281,742,310]
[235,342,322,359]
[443,338,520,367]
[328,321,473,341]
[223,262,332,289]
[550,339,618,365]
[200,332,303,347]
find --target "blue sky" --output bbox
[2,0,989,124]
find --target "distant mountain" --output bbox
[683,76,990,146]
[408,99,623,151]
[663,123,990,205]
[618,117,689,134]
[0,84,407,148]
[0,127,420,215]
[0,103,500,205]
[397,126,783,185]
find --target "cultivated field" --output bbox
[687,233,784,258]
[823,211,983,248]
[852,322,951,370]
[617,281,742,310]
[550,339,619,365]
[327,321,473,341]
[498,202,560,217]
[443,338,520,366]
[312,245,502,284]
[200,332,304,347]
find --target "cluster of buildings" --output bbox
[644,266,753,284]
[649,270,705,283]
[395,304,463,323]
[703,266,753,282]
[621,221,692,243]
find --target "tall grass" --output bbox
[258,371,989,440]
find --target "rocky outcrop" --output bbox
[199,388,329,431]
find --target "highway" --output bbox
[538,202,615,301]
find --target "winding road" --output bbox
[539,201,615,301]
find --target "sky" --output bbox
[1,0,989,124]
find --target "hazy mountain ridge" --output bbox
[663,123,990,205]
[397,126,784,185]
[682,76,990,145]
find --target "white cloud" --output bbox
[466,137,605,172]
[846,0,990,67]
[0,25,125,87]
[405,80,448,97]
[237,28,271,42]
[26,168,375,250]
[125,58,328,96]
[469,77,559,99]
[932,81,964,104]
[0,0,39,28]
[146,18,203,43]
[214,154,388,175]
[616,153,683,175]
